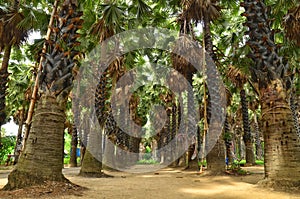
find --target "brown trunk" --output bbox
[13,108,24,165]
[253,113,263,160]
[260,79,300,187]
[79,121,104,177]
[79,150,103,177]
[69,123,78,167]
[102,136,117,171]
[206,135,226,175]
[0,45,12,128]
[187,144,198,170]
[80,144,86,166]
[127,136,140,166]
[4,96,68,190]
[244,140,255,165]
[224,115,234,167]
[240,89,255,165]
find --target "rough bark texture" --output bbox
[0,46,11,128]
[253,113,263,160]
[260,80,300,187]
[224,114,234,165]
[79,122,104,177]
[290,95,300,138]
[206,135,226,174]
[242,0,300,188]
[3,96,68,190]
[79,150,103,177]
[69,124,78,167]
[13,108,24,165]
[240,90,255,165]
[128,136,140,166]
[102,136,117,171]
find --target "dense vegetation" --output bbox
[0,0,299,192]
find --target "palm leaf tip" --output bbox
[283,4,300,46]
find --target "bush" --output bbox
[0,136,16,164]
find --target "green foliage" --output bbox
[6,48,33,117]
[0,130,15,164]
[137,159,159,165]
[233,159,264,166]
[63,132,71,165]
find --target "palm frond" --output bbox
[181,0,221,23]
[227,65,248,89]
[283,4,300,46]
[0,6,28,48]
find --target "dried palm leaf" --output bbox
[283,4,300,46]
[227,65,248,89]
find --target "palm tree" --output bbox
[0,0,28,131]
[241,0,300,187]
[180,0,226,173]
[283,3,300,139]
[4,0,83,189]
[249,98,263,160]
[227,66,255,165]
[79,2,126,174]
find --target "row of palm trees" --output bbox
[0,0,299,191]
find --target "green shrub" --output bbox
[0,136,16,164]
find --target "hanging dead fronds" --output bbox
[227,65,248,89]
[0,7,28,50]
[283,4,300,46]
[180,0,221,23]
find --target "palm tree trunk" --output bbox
[290,94,300,138]
[69,123,78,167]
[4,95,68,190]
[253,112,263,160]
[242,0,300,187]
[206,132,226,174]
[224,114,234,166]
[203,12,226,174]
[260,81,300,187]
[79,114,104,177]
[0,45,12,128]
[240,89,255,165]
[13,108,24,165]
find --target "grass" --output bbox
[234,160,264,165]
[137,159,159,165]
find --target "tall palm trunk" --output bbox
[253,112,263,160]
[170,102,178,166]
[4,0,83,189]
[242,0,300,187]
[69,123,78,167]
[13,107,24,165]
[79,120,104,177]
[224,114,234,166]
[261,81,300,186]
[4,96,67,190]
[79,72,108,175]
[290,94,300,138]
[0,45,12,129]
[240,89,255,165]
[203,13,226,174]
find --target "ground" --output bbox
[0,165,299,199]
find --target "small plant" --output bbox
[137,159,159,165]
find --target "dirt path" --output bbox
[0,165,299,199]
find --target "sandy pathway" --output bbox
[0,166,299,199]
